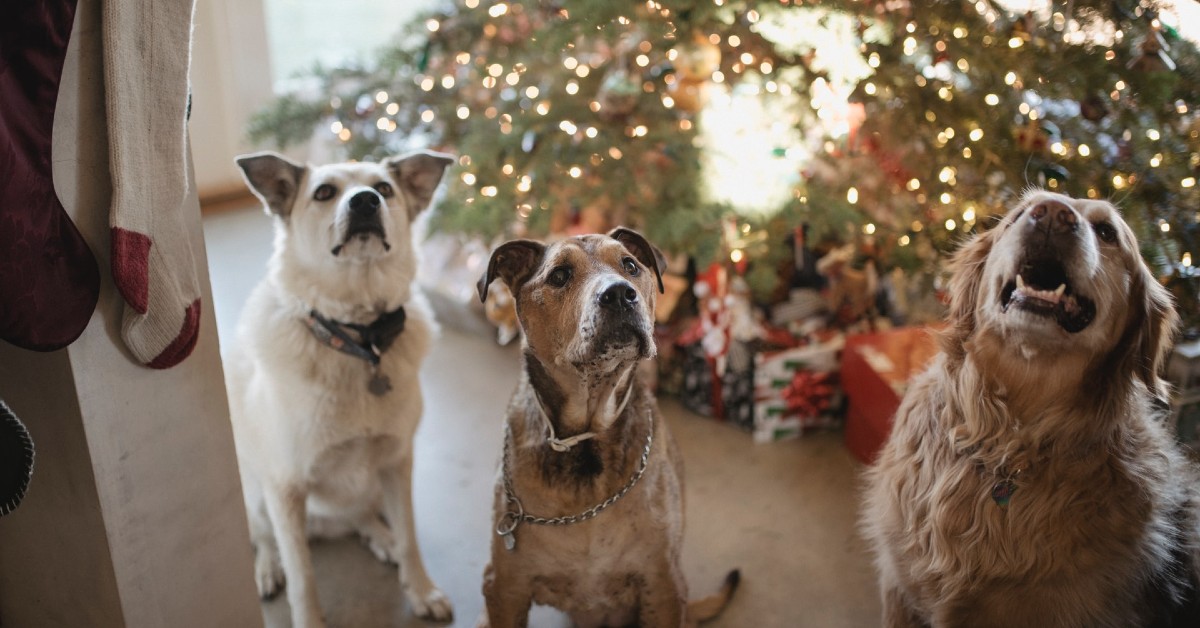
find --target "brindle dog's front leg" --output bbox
[638,565,687,628]
[481,561,533,628]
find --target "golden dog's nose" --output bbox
[1029,200,1077,234]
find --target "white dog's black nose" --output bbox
[599,282,639,312]
[349,190,382,217]
[1029,200,1077,234]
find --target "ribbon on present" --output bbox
[781,370,835,417]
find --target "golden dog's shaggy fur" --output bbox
[863,190,1200,627]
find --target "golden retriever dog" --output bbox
[863,190,1200,627]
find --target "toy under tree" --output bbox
[250,0,1200,332]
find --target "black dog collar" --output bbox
[304,306,406,395]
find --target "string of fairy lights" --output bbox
[315,0,1198,274]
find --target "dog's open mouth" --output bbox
[1000,258,1096,333]
[331,223,391,256]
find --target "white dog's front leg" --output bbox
[380,454,454,622]
[263,484,325,628]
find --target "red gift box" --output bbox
[841,326,940,464]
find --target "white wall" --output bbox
[190,0,275,198]
[189,0,439,198]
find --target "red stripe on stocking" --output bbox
[111,226,150,314]
[147,297,200,369]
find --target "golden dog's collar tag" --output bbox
[991,479,1017,507]
[368,368,392,396]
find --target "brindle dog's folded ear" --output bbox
[236,151,307,218]
[478,240,546,303]
[609,227,667,293]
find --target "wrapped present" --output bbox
[841,326,940,463]
[751,333,845,443]
[754,332,844,389]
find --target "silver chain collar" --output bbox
[496,411,654,551]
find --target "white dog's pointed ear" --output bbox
[385,150,455,220]
[609,227,667,293]
[236,152,306,218]
[478,239,545,303]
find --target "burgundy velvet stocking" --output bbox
[0,0,99,352]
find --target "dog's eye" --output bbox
[547,266,572,288]
[1093,221,1118,244]
[374,182,394,198]
[313,184,337,202]
[622,257,640,276]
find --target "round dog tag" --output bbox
[991,479,1017,507]
[368,372,392,396]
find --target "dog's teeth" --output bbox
[1054,284,1065,297]
[1016,275,1025,290]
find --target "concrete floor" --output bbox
[203,206,880,627]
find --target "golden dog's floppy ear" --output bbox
[236,151,306,218]
[1123,260,1179,393]
[609,227,667,293]
[478,240,546,303]
[385,150,455,219]
[942,227,997,357]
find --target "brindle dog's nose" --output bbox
[349,190,381,218]
[1028,200,1077,235]
[599,281,639,312]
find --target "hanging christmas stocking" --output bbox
[0,0,101,352]
[103,0,202,368]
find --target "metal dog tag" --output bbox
[503,532,516,551]
[368,371,392,396]
[991,479,1017,507]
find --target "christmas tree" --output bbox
[249,0,1200,331]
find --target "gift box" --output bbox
[841,326,939,463]
[751,334,845,443]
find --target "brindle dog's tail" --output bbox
[686,569,740,626]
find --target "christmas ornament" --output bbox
[1007,11,1040,46]
[597,67,640,119]
[0,0,101,352]
[1014,120,1060,154]
[1079,94,1109,122]
[669,32,722,114]
[1128,27,1176,73]
[676,31,721,81]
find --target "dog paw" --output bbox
[406,586,454,623]
[364,537,397,565]
[254,551,285,600]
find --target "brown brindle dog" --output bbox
[476,228,739,628]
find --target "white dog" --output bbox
[228,150,454,627]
